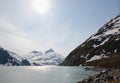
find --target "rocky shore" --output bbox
[78,68,120,83]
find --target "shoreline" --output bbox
[77,68,120,83]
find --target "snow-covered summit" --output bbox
[0,47,64,66]
[30,50,40,54]
[45,48,54,53]
[89,13,120,41]
[26,49,65,66]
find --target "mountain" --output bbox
[30,50,41,54]
[45,48,54,53]
[60,13,120,67]
[26,49,65,66]
[0,47,64,66]
[0,47,31,66]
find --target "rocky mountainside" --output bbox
[60,13,120,67]
[26,49,65,66]
[0,47,30,66]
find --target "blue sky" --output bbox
[0,0,120,56]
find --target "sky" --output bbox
[0,0,120,57]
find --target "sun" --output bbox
[32,0,51,15]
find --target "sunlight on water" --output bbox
[27,66,52,71]
[65,73,70,77]
[0,66,99,83]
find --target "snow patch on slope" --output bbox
[87,55,109,62]
[8,51,23,62]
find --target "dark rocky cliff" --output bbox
[0,47,31,66]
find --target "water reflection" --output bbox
[27,66,52,71]
[0,66,99,83]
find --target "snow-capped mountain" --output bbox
[60,13,120,66]
[0,47,31,66]
[45,48,54,53]
[0,47,64,66]
[26,49,65,66]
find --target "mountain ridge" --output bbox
[26,49,65,66]
[0,47,64,66]
[60,13,120,67]
[0,47,31,66]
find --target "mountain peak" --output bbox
[0,47,31,66]
[26,48,64,66]
[45,48,54,53]
[30,50,40,54]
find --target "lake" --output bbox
[0,66,99,83]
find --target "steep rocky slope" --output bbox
[0,47,30,66]
[60,13,120,67]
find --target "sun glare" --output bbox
[32,0,51,15]
[28,66,51,71]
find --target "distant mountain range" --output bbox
[26,49,65,66]
[60,13,120,67]
[0,47,64,66]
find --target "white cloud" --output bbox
[0,19,26,36]
[0,1,79,57]
[0,19,70,56]
[0,19,43,55]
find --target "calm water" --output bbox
[0,66,99,83]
